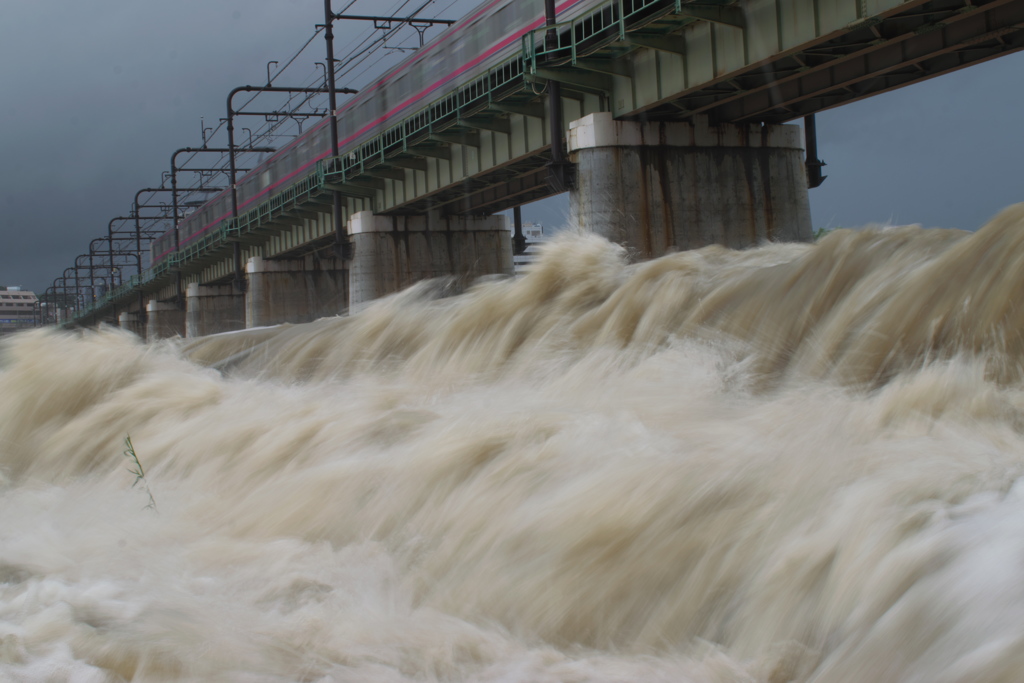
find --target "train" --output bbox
[151,0,612,266]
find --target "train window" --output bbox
[425,40,445,73]
[494,3,515,35]
[353,100,371,130]
[371,90,386,123]
[523,0,541,23]
[392,75,406,105]
[514,1,527,22]
[472,13,495,48]
[380,80,393,118]
[451,31,467,67]
[410,62,424,94]
[311,127,324,155]
[337,108,354,142]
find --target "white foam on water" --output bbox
[5,205,1024,681]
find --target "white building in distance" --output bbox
[0,287,39,336]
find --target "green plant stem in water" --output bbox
[124,434,157,512]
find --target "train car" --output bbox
[152,0,601,268]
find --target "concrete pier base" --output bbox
[146,300,185,340]
[186,283,245,338]
[348,210,512,308]
[117,311,144,338]
[245,256,347,328]
[568,112,812,258]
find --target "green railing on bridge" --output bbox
[521,0,680,67]
[228,164,328,240]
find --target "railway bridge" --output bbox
[62,0,1024,337]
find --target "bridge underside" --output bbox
[71,0,1024,331]
[624,0,1024,123]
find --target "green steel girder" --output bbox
[387,156,429,171]
[573,58,632,77]
[529,69,613,93]
[359,166,407,181]
[452,166,553,215]
[237,233,272,246]
[624,33,687,54]
[637,0,1024,123]
[285,209,323,220]
[517,0,1024,123]
[429,130,482,146]
[675,4,745,27]
[387,150,554,216]
[407,145,451,160]
[489,101,545,118]
[324,182,378,198]
[458,116,512,134]
[345,177,386,191]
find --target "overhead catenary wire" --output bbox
[177,0,445,197]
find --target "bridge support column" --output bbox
[186,283,246,338]
[245,256,347,328]
[568,112,812,257]
[117,311,144,338]
[146,300,185,340]
[348,211,512,308]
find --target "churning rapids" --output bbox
[5,206,1024,682]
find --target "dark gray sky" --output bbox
[1,1,1022,294]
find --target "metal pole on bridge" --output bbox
[170,145,273,300]
[513,206,526,256]
[326,8,449,257]
[804,114,827,189]
[324,1,347,261]
[225,85,355,291]
[60,271,76,322]
[133,187,212,318]
[544,0,572,192]
[133,187,220,276]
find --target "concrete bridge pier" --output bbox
[568,113,812,258]
[146,300,185,340]
[117,311,144,337]
[347,210,512,309]
[244,255,348,328]
[186,283,245,338]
